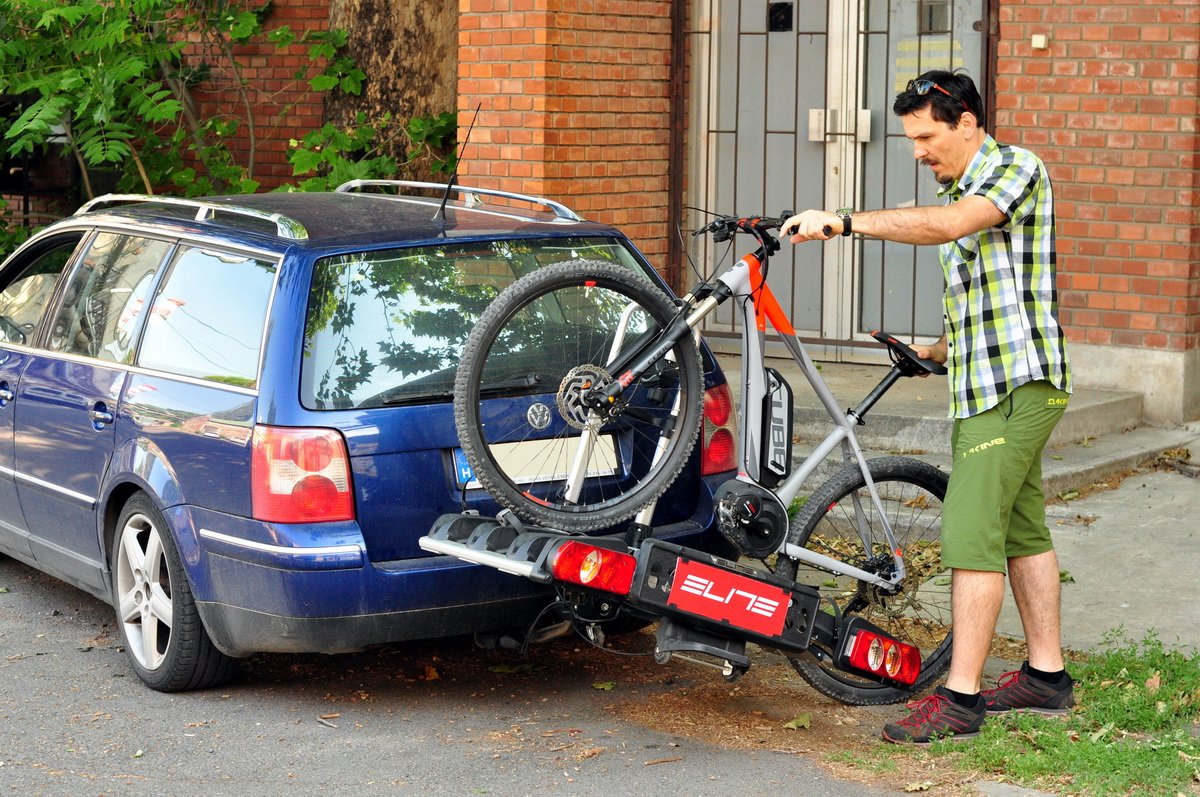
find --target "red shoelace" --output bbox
[897,692,952,729]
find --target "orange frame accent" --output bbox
[744,253,796,336]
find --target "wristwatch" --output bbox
[835,207,853,237]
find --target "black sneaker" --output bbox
[881,687,986,745]
[982,662,1074,715]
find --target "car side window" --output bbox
[136,246,277,388]
[46,232,171,361]
[0,233,85,346]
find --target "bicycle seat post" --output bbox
[846,366,905,425]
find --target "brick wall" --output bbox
[993,0,1200,356]
[457,0,675,268]
[186,1,331,189]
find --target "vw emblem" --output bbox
[526,402,552,431]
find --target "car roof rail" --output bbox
[336,179,583,222]
[75,194,310,240]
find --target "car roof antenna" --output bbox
[434,104,481,224]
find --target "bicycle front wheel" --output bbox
[454,260,704,531]
[774,456,952,705]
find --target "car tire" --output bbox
[110,493,237,692]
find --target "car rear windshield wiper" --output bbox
[378,390,453,406]
[376,373,545,406]
[478,372,544,395]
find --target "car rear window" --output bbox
[300,237,645,410]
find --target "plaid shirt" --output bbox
[938,135,1071,418]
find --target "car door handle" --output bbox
[89,408,115,425]
[0,388,13,404]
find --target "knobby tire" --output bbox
[454,260,703,531]
[774,456,953,705]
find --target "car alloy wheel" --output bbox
[114,507,174,672]
[111,493,236,691]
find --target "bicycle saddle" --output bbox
[871,330,948,377]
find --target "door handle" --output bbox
[0,388,12,404]
[89,407,115,426]
[808,109,873,143]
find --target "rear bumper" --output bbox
[197,591,552,656]
[175,505,725,657]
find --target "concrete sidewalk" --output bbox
[1004,466,1200,654]
[716,353,1200,655]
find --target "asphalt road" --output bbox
[0,555,895,797]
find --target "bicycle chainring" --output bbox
[713,480,790,559]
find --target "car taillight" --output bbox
[841,624,922,686]
[701,383,737,475]
[251,426,354,523]
[548,540,636,595]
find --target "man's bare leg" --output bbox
[944,567,1005,695]
[1007,549,1065,672]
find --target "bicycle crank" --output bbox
[713,480,790,559]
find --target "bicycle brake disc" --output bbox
[557,364,619,429]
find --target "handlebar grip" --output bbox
[821,225,833,237]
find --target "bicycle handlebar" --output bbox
[695,212,794,243]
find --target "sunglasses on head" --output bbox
[906,79,970,112]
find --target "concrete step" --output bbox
[787,424,1198,501]
[715,354,1195,499]
[795,384,1143,455]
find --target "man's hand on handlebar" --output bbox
[780,210,842,242]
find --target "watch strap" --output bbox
[835,207,853,237]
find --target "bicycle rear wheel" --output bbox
[454,260,703,531]
[774,456,952,705]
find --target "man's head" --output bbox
[892,71,986,185]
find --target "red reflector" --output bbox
[549,541,636,595]
[702,428,736,475]
[843,628,922,686]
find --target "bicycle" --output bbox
[422,213,952,705]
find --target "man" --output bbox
[781,70,1075,744]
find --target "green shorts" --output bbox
[941,380,1069,573]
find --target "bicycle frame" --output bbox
[676,249,907,590]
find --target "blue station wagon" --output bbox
[0,182,738,691]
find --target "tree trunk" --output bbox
[328,0,458,183]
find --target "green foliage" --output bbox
[0,0,421,203]
[283,112,397,193]
[1,0,184,169]
[0,200,34,260]
[406,112,459,175]
[283,110,458,191]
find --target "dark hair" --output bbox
[892,70,985,129]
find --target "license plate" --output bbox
[667,558,790,638]
[453,436,618,488]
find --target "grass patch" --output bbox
[929,631,1200,795]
